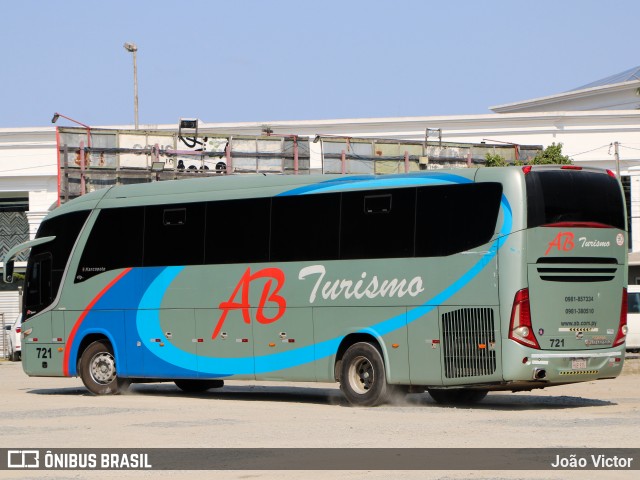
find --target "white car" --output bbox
[6,314,21,361]
[626,286,640,352]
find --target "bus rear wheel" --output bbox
[174,379,224,392]
[79,340,129,395]
[427,389,487,404]
[340,342,390,407]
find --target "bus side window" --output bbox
[205,198,270,265]
[144,203,205,267]
[271,193,340,262]
[341,188,415,260]
[75,207,144,282]
[415,183,502,257]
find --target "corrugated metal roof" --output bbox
[571,65,640,91]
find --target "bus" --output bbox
[2,166,629,406]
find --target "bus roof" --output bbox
[46,166,615,220]
[49,170,486,217]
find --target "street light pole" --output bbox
[123,42,139,129]
[51,112,91,147]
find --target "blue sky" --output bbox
[2,0,639,128]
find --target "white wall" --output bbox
[2,111,640,251]
[0,127,59,220]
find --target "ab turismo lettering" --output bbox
[578,237,611,248]
[298,264,425,303]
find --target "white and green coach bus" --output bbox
[2,166,629,406]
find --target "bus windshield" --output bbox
[23,211,89,319]
[525,169,625,229]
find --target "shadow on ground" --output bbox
[27,382,615,410]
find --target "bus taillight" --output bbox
[613,288,628,347]
[509,288,540,349]
[560,165,582,171]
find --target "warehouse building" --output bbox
[1,64,640,317]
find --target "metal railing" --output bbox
[1,313,7,359]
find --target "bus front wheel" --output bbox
[340,342,390,407]
[79,340,129,395]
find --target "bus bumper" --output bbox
[22,341,65,377]
[503,347,625,384]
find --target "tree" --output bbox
[484,142,572,167]
[484,152,508,167]
[529,142,572,165]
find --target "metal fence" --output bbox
[56,127,543,204]
[1,313,7,359]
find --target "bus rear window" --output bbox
[525,170,625,230]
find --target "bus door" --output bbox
[22,252,54,375]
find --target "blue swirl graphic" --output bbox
[135,174,513,376]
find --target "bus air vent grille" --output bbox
[535,265,617,282]
[442,307,496,379]
[536,257,617,264]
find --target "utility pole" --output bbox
[614,141,620,178]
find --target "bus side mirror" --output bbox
[4,259,14,283]
[2,236,56,285]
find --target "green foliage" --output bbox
[485,152,508,167]
[484,142,572,167]
[529,142,572,165]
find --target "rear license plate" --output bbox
[572,358,587,370]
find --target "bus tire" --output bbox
[174,379,224,392]
[340,342,390,407]
[428,389,488,404]
[79,340,128,395]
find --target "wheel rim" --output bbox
[347,355,375,394]
[89,352,117,385]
